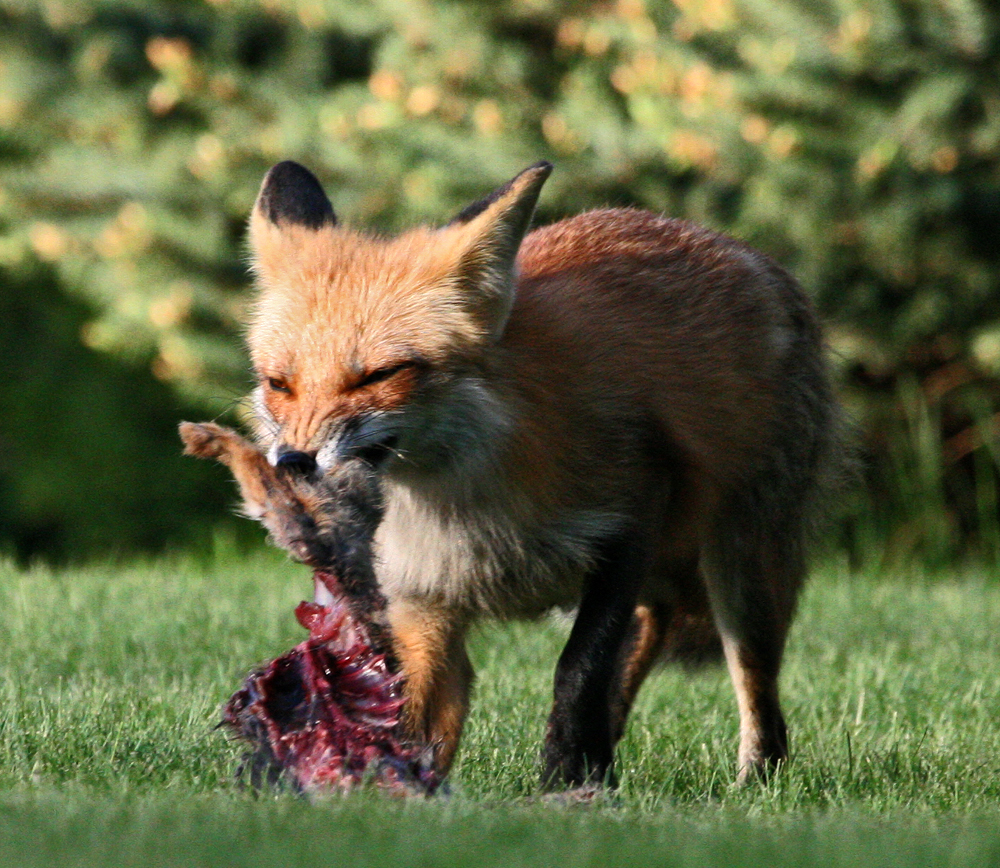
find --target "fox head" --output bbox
[246,160,552,479]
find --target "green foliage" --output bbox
[0,0,998,561]
[3,555,1000,863]
[0,259,252,562]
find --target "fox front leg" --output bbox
[386,598,474,777]
[541,527,647,790]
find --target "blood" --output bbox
[221,570,441,796]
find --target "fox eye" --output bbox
[267,377,292,394]
[355,362,414,390]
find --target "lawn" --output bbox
[2,548,1000,867]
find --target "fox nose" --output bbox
[274,448,318,476]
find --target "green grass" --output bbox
[2,550,1000,866]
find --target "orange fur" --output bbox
[388,599,473,775]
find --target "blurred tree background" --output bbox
[0,0,998,566]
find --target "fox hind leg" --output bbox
[607,559,726,774]
[608,602,668,747]
[609,553,724,746]
[701,498,805,783]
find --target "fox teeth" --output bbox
[313,574,336,607]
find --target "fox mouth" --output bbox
[354,434,399,467]
[313,570,336,606]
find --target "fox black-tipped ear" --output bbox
[255,161,336,230]
[450,161,552,228]
[447,161,552,340]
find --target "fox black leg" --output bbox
[541,527,647,790]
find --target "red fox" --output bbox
[242,159,840,789]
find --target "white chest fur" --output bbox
[373,477,625,618]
